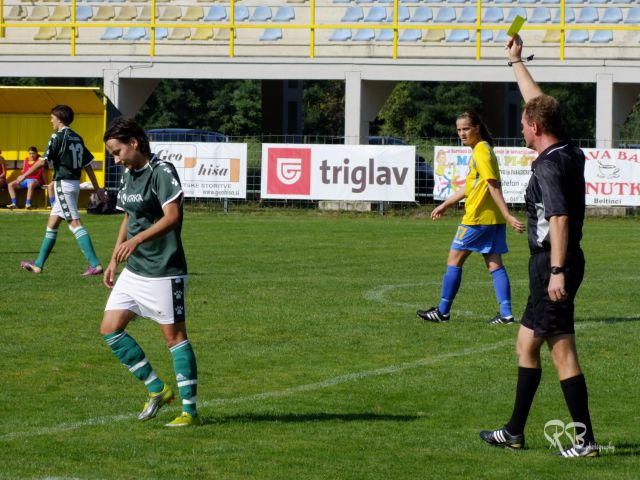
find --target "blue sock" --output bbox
[438,265,462,315]
[10,197,17,206]
[491,266,513,318]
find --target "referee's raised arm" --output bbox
[505,34,544,103]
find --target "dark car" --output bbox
[146,128,228,143]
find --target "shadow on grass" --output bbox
[202,412,422,425]
[582,316,640,325]
[601,442,640,457]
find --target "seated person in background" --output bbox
[7,147,45,210]
[0,149,7,191]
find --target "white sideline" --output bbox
[0,340,510,442]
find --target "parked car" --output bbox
[146,128,228,143]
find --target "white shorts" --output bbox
[105,268,187,324]
[51,180,80,222]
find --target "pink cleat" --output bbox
[83,265,104,276]
[21,260,42,274]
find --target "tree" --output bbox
[302,80,344,137]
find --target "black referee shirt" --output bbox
[525,140,586,254]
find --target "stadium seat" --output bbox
[27,6,49,21]
[449,0,469,4]
[6,6,27,21]
[145,28,168,40]
[234,6,250,21]
[355,0,376,4]
[434,7,455,22]
[552,7,575,22]
[494,0,515,4]
[576,6,598,22]
[251,6,272,21]
[260,28,282,40]
[342,6,365,21]
[377,29,394,40]
[183,6,205,21]
[423,0,444,3]
[365,6,387,21]
[204,6,228,21]
[423,28,445,41]
[100,26,123,40]
[625,7,640,23]
[400,28,422,40]
[601,7,622,22]
[519,0,539,5]
[565,0,586,4]
[386,6,410,22]
[613,0,633,4]
[76,6,93,21]
[471,29,493,41]
[589,0,610,4]
[34,27,57,40]
[57,27,78,40]
[542,29,561,41]
[411,7,433,22]
[191,28,213,40]
[273,6,295,21]
[49,6,71,21]
[333,0,352,4]
[158,6,181,21]
[591,29,613,41]
[446,29,469,41]
[93,6,115,21]
[214,28,233,41]
[138,6,153,21]
[109,0,126,3]
[123,27,146,41]
[115,6,136,21]
[458,6,477,23]
[541,0,560,4]
[353,28,375,40]
[566,29,589,41]
[168,28,191,40]
[530,7,551,22]
[494,29,509,42]
[329,28,352,40]
[505,7,527,21]
[483,7,504,23]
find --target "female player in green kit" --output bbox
[100,117,200,427]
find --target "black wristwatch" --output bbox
[550,266,565,275]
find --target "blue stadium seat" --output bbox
[144,28,168,41]
[377,29,394,40]
[353,28,375,40]
[576,6,598,22]
[260,28,282,40]
[625,7,640,22]
[434,7,455,22]
[378,0,394,4]
[458,6,477,22]
[204,6,227,21]
[589,0,610,4]
[505,7,527,21]
[355,0,376,4]
[601,7,622,22]
[273,6,295,21]
[234,6,250,21]
[365,6,387,21]
[494,0,515,5]
[519,0,538,4]
[448,0,469,4]
[483,7,504,23]
[330,28,352,40]
[613,0,632,4]
[100,27,122,40]
[386,6,410,22]
[399,0,418,4]
[566,29,589,41]
[76,5,93,21]
[552,7,575,22]
[530,7,551,22]
[541,0,560,5]
[342,6,365,21]
[123,27,146,41]
[591,29,613,41]
[400,28,422,40]
[333,0,352,3]
[250,6,272,21]
[471,29,493,41]
[565,0,586,4]
[411,6,433,22]
[494,30,509,42]
[447,29,469,41]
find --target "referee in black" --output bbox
[479,34,598,458]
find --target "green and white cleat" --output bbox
[138,384,174,421]
[165,412,202,427]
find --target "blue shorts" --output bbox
[20,179,40,189]
[450,224,508,254]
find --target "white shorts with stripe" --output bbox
[51,179,80,222]
[105,268,187,324]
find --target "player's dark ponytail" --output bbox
[457,111,494,148]
[103,117,152,158]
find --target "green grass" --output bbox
[0,210,638,479]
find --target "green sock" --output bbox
[170,339,198,416]
[35,228,58,268]
[71,225,101,267]
[103,330,164,393]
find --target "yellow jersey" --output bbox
[461,141,505,226]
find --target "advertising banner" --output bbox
[150,142,247,198]
[261,144,415,201]
[583,148,640,206]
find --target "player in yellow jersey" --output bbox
[417,111,524,324]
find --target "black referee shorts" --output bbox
[520,249,585,338]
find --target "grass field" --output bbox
[1,210,638,479]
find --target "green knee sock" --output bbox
[71,225,101,267]
[35,228,58,268]
[170,339,198,416]
[103,330,164,393]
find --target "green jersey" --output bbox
[43,126,94,181]
[116,156,187,278]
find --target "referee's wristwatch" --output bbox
[550,266,565,275]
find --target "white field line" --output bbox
[0,340,511,442]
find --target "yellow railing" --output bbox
[1,0,639,60]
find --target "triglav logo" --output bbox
[267,147,311,195]
[544,420,587,452]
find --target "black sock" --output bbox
[560,374,595,446]
[505,367,542,436]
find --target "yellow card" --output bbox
[507,15,526,37]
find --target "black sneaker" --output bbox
[417,307,450,323]
[557,443,599,458]
[488,313,515,325]
[479,427,525,449]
